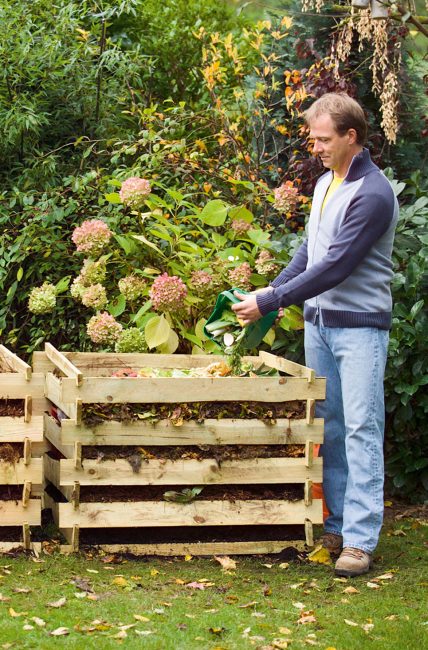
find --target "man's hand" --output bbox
[231,292,262,325]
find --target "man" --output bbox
[232,92,398,577]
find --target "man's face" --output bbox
[309,113,356,177]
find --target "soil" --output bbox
[72,483,304,503]
[0,485,27,501]
[82,444,305,465]
[0,443,24,464]
[82,400,306,427]
[78,523,306,546]
[0,399,25,417]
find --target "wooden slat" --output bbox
[43,416,75,458]
[44,454,61,487]
[58,540,309,555]
[32,351,261,374]
[305,519,314,546]
[24,395,32,423]
[304,479,313,507]
[305,440,314,468]
[0,416,44,443]
[0,500,41,525]
[0,374,44,399]
[22,481,32,507]
[259,351,316,383]
[45,343,83,386]
[0,345,32,380]
[0,459,43,485]
[54,375,326,404]
[44,374,77,419]
[22,523,30,550]
[46,413,324,447]
[306,399,316,425]
[58,499,323,528]
[49,456,323,486]
[23,438,31,465]
[0,541,42,554]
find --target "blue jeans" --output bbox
[304,318,389,553]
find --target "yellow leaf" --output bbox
[214,555,237,571]
[112,576,129,587]
[150,569,159,577]
[134,615,150,622]
[343,586,360,594]
[366,582,380,589]
[307,545,333,565]
[384,500,393,506]
[278,627,292,634]
[9,608,28,618]
[184,555,193,562]
[344,619,359,626]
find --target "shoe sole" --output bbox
[334,560,374,578]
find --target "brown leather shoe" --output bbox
[335,547,373,577]
[319,532,343,556]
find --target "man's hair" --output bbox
[304,93,368,145]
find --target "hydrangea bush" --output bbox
[28,175,305,354]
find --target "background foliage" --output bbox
[0,0,426,498]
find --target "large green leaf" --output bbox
[104,192,122,204]
[145,314,171,349]
[107,294,126,317]
[199,200,229,226]
[157,328,179,354]
[229,205,254,223]
[132,234,165,256]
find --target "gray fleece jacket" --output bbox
[256,149,399,329]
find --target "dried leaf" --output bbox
[238,601,258,609]
[71,577,94,592]
[292,602,305,610]
[13,588,31,594]
[278,627,292,634]
[23,625,34,631]
[47,596,66,608]
[186,581,206,590]
[9,608,28,618]
[344,619,359,627]
[373,572,394,581]
[135,630,154,636]
[50,627,69,636]
[134,615,151,622]
[184,555,192,561]
[343,586,360,594]
[214,556,237,571]
[112,630,127,639]
[0,594,10,602]
[307,545,333,565]
[279,563,290,570]
[366,582,380,590]
[298,611,317,625]
[112,576,129,587]
[31,617,46,627]
[362,623,374,632]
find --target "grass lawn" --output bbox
[0,505,426,650]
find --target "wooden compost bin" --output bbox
[0,345,45,553]
[34,344,326,555]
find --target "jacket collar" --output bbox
[345,148,378,182]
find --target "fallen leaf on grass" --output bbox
[292,602,305,610]
[214,556,237,571]
[307,545,332,565]
[112,576,129,588]
[184,554,192,561]
[71,577,94,592]
[366,582,380,590]
[391,529,406,537]
[50,627,69,636]
[135,630,154,636]
[279,563,290,570]
[272,639,290,649]
[343,586,360,594]
[261,563,273,569]
[373,572,394,581]
[9,608,28,618]
[297,611,317,625]
[12,588,31,594]
[278,627,292,634]
[362,623,374,633]
[252,612,266,618]
[344,619,359,627]
[134,615,150,622]
[384,615,399,621]
[209,627,226,635]
[150,569,159,577]
[0,594,10,602]
[23,625,34,631]
[86,569,98,574]
[238,601,258,609]
[111,630,127,639]
[186,581,207,590]
[47,596,66,608]
[31,617,46,627]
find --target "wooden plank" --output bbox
[304,479,313,507]
[45,343,83,386]
[0,374,44,399]
[0,416,44,442]
[23,438,31,465]
[24,395,32,423]
[50,415,324,447]
[43,416,75,458]
[0,459,43,485]
[52,457,323,486]
[22,481,32,507]
[0,345,32,380]
[305,441,314,468]
[306,399,316,425]
[0,542,42,554]
[0,500,41,525]
[74,442,82,470]
[33,351,261,374]
[56,375,326,404]
[59,540,309,556]
[58,499,323,528]
[45,374,77,419]
[44,454,61,487]
[305,519,314,546]
[259,351,316,383]
[22,523,30,550]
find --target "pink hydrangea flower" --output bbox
[81,284,108,310]
[255,250,279,276]
[229,262,252,291]
[86,312,122,344]
[273,181,300,214]
[72,220,113,256]
[149,273,188,312]
[119,177,151,209]
[190,270,214,298]
[230,219,251,236]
